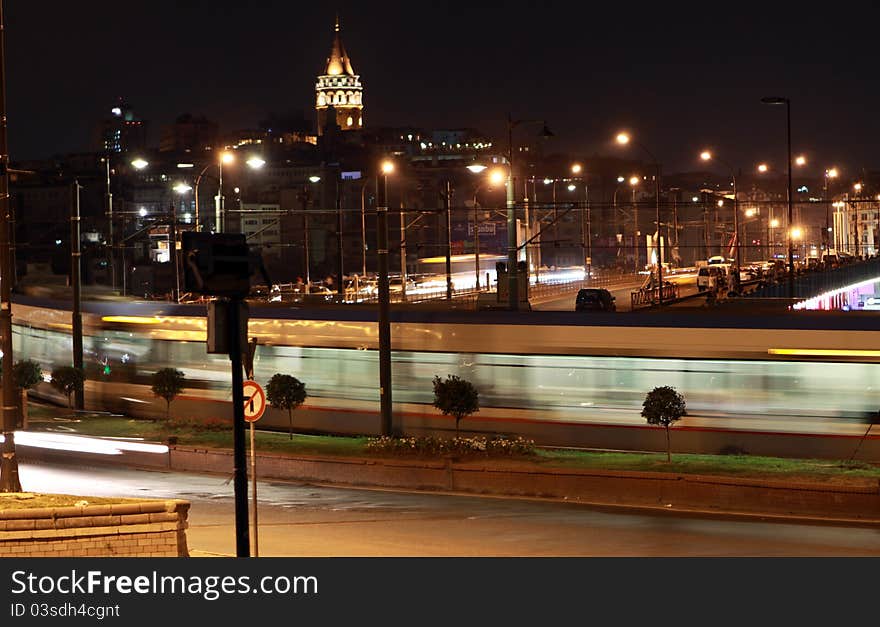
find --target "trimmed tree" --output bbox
[266,374,307,439]
[849,410,880,463]
[151,368,186,420]
[641,386,687,462]
[432,374,480,435]
[50,366,85,409]
[13,360,42,428]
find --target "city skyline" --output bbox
[6,1,880,174]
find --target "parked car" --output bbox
[697,266,723,291]
[575,288,616,312]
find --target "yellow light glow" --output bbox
[246,156,266,169]
[854,183,863,192]
[795,155,807,166]
[101,316,164,325]
[745,208,756,217]
[700,150,712,161]
[827,167,839,178]
[616,133,630,145]
[488,168,506,186]
[571,163,582,174]
[629,176,639,186]
[769,348,880,358]
[791,226,803,239]
[130,158,149,170]
[381,160,395,175]
[220,152,235,165]
[770,219,780,228]
[757,163,768,173]
[717,199,724,207]
[173,183,192,194]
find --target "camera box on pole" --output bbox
[182,232,251,297]
[207,300,249,355]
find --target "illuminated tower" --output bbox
[315,16,363,134]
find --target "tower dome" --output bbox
[316,16,363,134]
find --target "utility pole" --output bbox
[377,164,392,436]
[71,181,84,410]
[336,168,344,297]
[444,180,453,300]
[0,0,20,492]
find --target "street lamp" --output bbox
[469,167,505,290]
[824,167,839,251]
[760,96,794,298]
[628,175,640,273]
[700,150,740,268]
[617,131,665,303]
[506,114,553,310]
[377,159,394,436]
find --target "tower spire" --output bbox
[335,12,340,32]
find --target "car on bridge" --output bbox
[575,288,616,312]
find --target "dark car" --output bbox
[575,288,616,312]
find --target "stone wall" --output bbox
[0,500,190,557]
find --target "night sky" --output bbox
[6,1,880,174]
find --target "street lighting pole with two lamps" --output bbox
[700,151,740,268]
[506,114,553,310]
[760,96,795,298]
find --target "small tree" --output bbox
[432,374,479,435]
[151,368,186,420]
[13,359,42,429]
[641,386,687,462]
[50,366,85,409]
[13,359,42,391]
[266,374,307,439]
[849,410,880,463]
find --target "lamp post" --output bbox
[570,164,590,279]
[193,151,235,233]
[761,96,794,298]
[824,167,839,252]
[628,175,640,273]
[70,180,84,410]
[0,0,18,490]
[617,132,663,302]
[700,151,740,268]
[304,175,322,292]
[443,179,453,300]
[506,114,553,310]
[377,160,394,436]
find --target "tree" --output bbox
[13,359,42,391]
[13,359,42,429]
[151,368,186,420]
[432,374,479,435]
[266,374,307,439]
[50,366,85,409]
[849,411,880,463]
[641,386,687,462]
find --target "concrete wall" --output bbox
[0,500,190,557]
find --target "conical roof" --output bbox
[325,15,355,76]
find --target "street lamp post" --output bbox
[761,96,794,298]
[700,151,740,268]
[824,167,838,252]
[194,152,234,233]
[377,160,394,436]
[506,114,553,310]
[444,179,453,300]
[70,180,84,410]
[617,132,663,303]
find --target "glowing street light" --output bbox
[466,164,487,174]
[489,168,506,186]
[131,158,149,170]
[757,163,769,173]
[246,156,266,169]
[629,176,640,186]
[795,155,807,166]
[616,132,630,145]
[173,183,192,194]
[571,163,583,175]
[309,175,321,183]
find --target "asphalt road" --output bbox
[534,272,699,312]
[18,460,880,557]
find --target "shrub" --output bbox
[13,359,42,390]
[266,374,307,439]
[50,366,85,408]
[432,375,479,434]
[365,435,534,458]
[641,386,687,462]
[151,368,186,420]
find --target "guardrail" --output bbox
[630,283,680,309]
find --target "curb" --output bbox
[18,443,880,526]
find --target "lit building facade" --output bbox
[315,17,363,134]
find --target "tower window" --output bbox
[347,116,353,126]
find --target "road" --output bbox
[533,272,700,312]
[19,460,880,557]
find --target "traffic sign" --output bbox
[243,380,266,422]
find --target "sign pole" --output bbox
[250,420,258,557]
